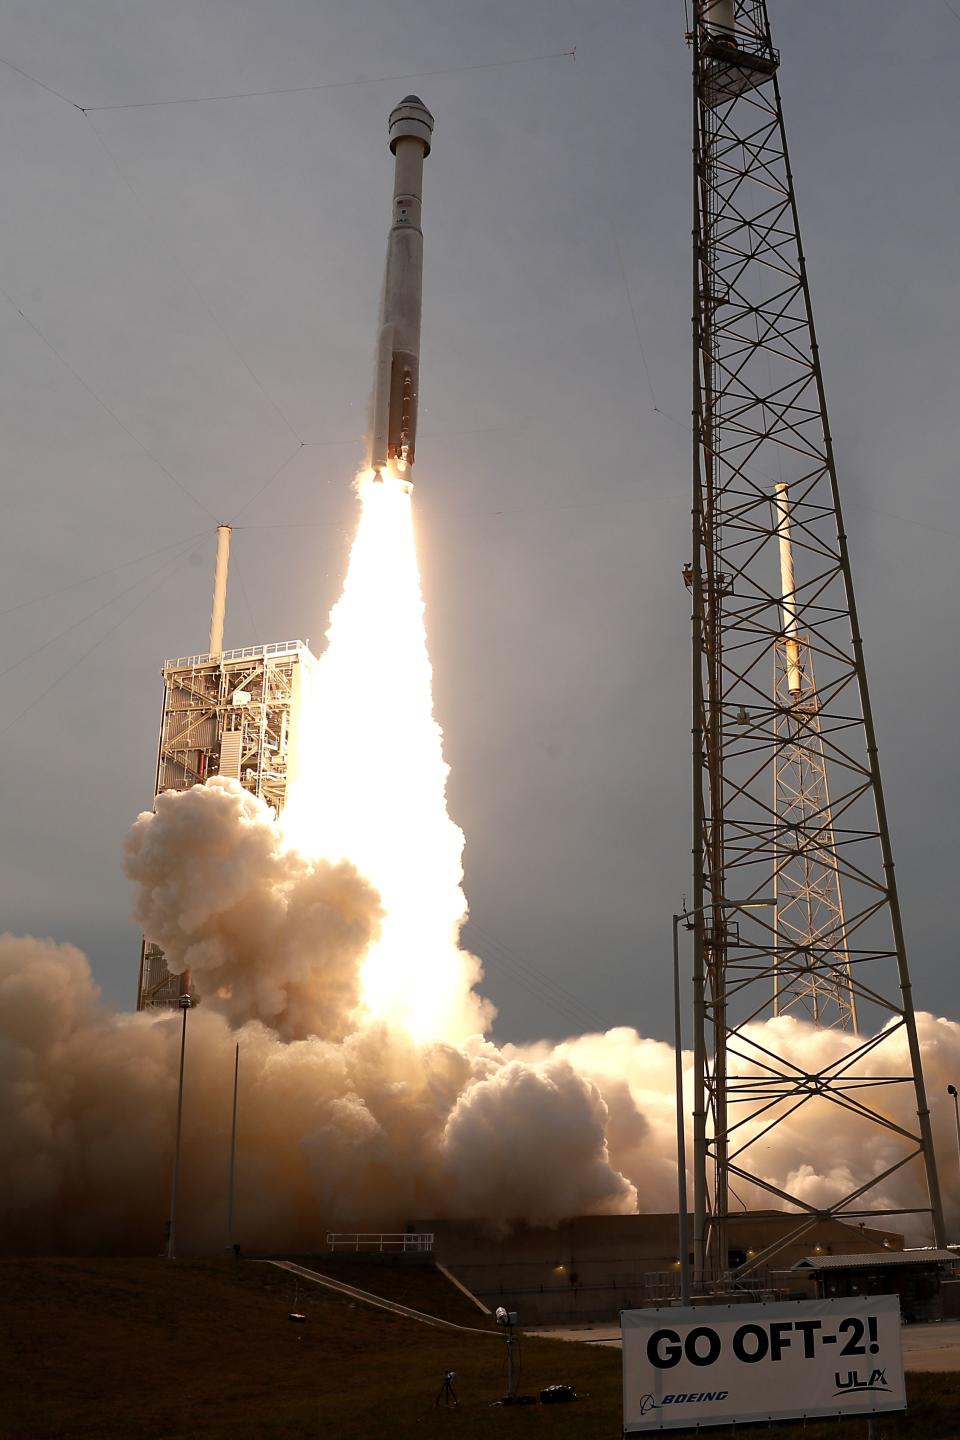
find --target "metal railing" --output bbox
[163,639,310,671]
[326,1233,435,1253]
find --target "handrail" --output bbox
[163,640,310,670]
[326,1232,434,1253]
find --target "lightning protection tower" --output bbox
[689,0,945,1285]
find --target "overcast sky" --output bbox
[0,0,957,1046]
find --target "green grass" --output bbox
[0,1258,957,1438]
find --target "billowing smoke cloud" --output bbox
[440,1059,637,1225]
[0,944,632,1252]
[2,779,959,1256]
[124,778,381,1041]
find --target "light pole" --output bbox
[674,897,776,1303]
[166,992,192,1261]
[948,1086,960,1191]
[226,1042,240,1252]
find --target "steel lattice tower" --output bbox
[689,0,945,1285]
[772,481,857,1032]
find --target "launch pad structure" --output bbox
[136,528,319,1010]
[688,0,944,1285]
[123,49,944,1284]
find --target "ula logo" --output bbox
[834,1369,889,1396]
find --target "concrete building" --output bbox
[793,1249,960,1324]
[421,1213,904,1325]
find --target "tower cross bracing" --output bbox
[689,0,944,1285]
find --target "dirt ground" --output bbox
[1,1257,959,1439]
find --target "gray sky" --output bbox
[0,0,957,1045]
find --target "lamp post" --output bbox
[673,897,776,1305]
[226,1042,240,1252]
[166,992,193,1261]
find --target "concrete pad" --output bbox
[901,1320,960,1372]
[526,1324,622,1348]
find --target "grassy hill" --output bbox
[280,1251,498,1326]
[0,1257,958,1438]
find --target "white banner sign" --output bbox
[622,1296,904,1431]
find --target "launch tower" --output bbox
[136,527,318,1009]
[689,0,944,1283]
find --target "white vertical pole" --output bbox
[209,525,232,655]
[166,994,191,1260]
[226,1042,239,1251]
[673,913,691,1305]
[774,484,803,698]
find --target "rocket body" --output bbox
[370,97,434,479]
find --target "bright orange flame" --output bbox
[283,470,491,1043]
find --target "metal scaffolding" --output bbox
[136,639,318,1010]
[689,0,945,1286]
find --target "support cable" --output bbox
[0,544,205,682]
[0,282,214,520]
[0,545,195,742]
[0,527,207,620]
[78,51,578,113]
[81,112,308,453]
[467,918,612,1033]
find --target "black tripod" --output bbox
[435,1370,458,1408]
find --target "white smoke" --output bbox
[124,777,381,1041]
[1,776,959,1255]
[440,1058,637,1225]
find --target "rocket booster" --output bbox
[370,96,434,481]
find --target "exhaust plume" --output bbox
[2,474,958,1255]
[124,777,380,1042]
[2,813,959,1255]
[282,472,492,1044]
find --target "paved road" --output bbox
[901,1320,960,1372]
[527,1319,960,1370]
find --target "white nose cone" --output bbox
[388,95,434,156]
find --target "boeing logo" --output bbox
[638,1391,730,1413]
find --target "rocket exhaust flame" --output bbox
[283,470,491,1043]
[284,99,489,1042]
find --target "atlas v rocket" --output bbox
[370,96,434,483]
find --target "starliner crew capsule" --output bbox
[370,95,434,488]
